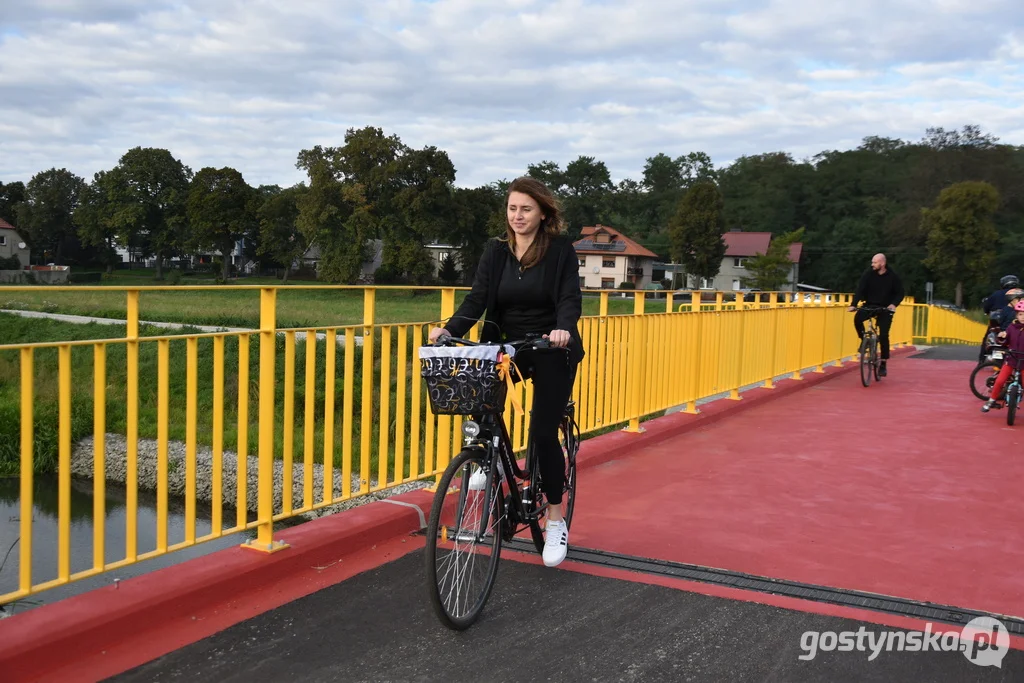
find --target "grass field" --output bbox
[0,271,671,329]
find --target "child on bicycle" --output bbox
[982,299,1024,412]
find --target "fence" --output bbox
[0,286,970,605]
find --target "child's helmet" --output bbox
[1014,300,1024,312]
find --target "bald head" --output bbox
[871,253,887,273]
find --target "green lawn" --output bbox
[0,275,670,329]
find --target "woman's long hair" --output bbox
[504,177,564,269]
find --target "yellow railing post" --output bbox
[792,295,806,380]
[125,289,139,561]
[715,291,724,311]
[361,289,376,491]
[243,287,287,553]
[19,348,34,595]
[599,291,609,317]
[730,312,745,400]
[624,292,647,433]
[665,292,674,314]
[435,288,455,476]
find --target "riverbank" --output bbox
[70,434,430,517]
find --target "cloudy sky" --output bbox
[1,0,1023,189]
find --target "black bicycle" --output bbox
[854,306,893,387]
[422,335,579,630]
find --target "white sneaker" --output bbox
[542,519,569,567]
[468,468,487,491]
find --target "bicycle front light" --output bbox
[462,420,480,438]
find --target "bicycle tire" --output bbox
[859,337,872,387]
[872,341,882,382]
[527,413,579,554]
[970,361,1002,401]
[425,448,503,630]
[1008,384,1020,427]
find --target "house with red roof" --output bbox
[574,225,659,289]
[703,230,802,291]
[0,217,30,268]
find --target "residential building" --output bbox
[424,242,458,277]
[0,218,31,268]
[574,225,659,289]
[690,231,802,292]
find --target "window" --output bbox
[732,279,741,291]
[437,251,448,262]
[595,232,611,244]
[733,258,745,268]
[0,235,6,246]
[699,277,714,290]
[602,258,615,268]
[579,277,586,288]
[601,278,615,289]
[578,257,585,267]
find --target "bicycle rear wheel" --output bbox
[970,361,1001,401]
[528,411,579,553]
[425,449,503,630]
[859,338,873,387]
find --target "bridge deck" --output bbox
[9,345,1024,682]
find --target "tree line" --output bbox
[1,124,1020,305]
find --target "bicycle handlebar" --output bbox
[853,306,894,314]
[431,334,565,352]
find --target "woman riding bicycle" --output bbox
[427,176,584,568]
[982,299,1024,413]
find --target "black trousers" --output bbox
[854,309,893,359]
[516,349,578,506]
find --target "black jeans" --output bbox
[854,309,893,360]
[516,348,578,506]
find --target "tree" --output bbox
[438,254,460,285]
[105,147,192,279]
[295,154,373,284]
[668,182,727,286]
[75,171,122,273]
[562,156,613,239]
[257,184,307,282]
[187,167,257,280]
[743,228,805,291]
[15,168,87,264]
[922,181,1000,307]
[0,181,26,223]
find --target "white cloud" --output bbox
[0,0,1022,189]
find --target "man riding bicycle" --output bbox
[847,253,905,377]
[983,275,1021,330]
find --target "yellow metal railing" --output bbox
[0,286,926,604]
[911,303,987,345]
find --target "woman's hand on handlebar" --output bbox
[544,329,571,348]
[428,327,449,344]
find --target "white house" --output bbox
[574,225,659,289]
[0,218,30,267]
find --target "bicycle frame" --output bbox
[465,412,542,542]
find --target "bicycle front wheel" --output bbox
[425,449,503,630]
[1008,385,1020,427]
[859,339,873,387]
